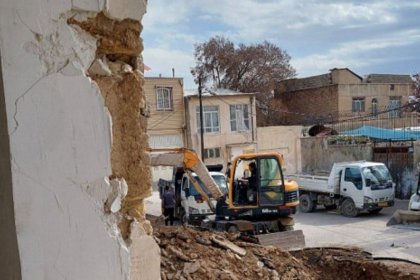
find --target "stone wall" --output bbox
[0,1,159,279]
[300,138,373,173]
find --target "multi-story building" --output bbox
[184,89,257,168]
[275,68,414,130]
[144,77,186,182]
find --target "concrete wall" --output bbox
[330,68,361,84]
[338,83,413,114]
[300,138,373,173]
[257,126,303,174]
[0,1,159,279]
[0,53,21,279]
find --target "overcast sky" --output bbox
[142,0,420,90]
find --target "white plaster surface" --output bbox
[0,0,146,279]
[72,0,106,12]
[106,0,147,21]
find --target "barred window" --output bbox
[352,97,365,112]
[389,96,401,118]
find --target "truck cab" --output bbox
[329,161,394,216]
[292,161,395,217]
[180,171,228,224]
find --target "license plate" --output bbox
[378,201,388,207]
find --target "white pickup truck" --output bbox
[287,161,395,217]
[180,171,228,224]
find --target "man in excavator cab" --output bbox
[238,161,258,205]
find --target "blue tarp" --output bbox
[340,125,420,141]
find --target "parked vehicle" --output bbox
[387,173,420,228]
[287,161,395,217]
[409,177,420,211]
[180,171,228,224]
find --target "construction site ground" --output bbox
[145,192,420,279]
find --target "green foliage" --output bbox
[327,135,370,145]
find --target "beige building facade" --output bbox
[144,77,187,182]
[276,68,415,129]
[144,77,186,146]
[184,89,257,168]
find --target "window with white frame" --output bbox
[204,148,221,159]
[389,96,401,118]
[230,104,250,131]
[156,87,173,111]
[196,105,220,133]
[352,97,365,112]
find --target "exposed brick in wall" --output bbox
[278,85,339,125]
[277,73,331,93]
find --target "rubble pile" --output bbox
[153,224,420,280]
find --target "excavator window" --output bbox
[232,159,258,206]
[259,158,284,206]
[231,156,285,207]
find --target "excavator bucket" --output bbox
[257,230,306,251]
[387,210,420,230]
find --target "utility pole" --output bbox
[198,76,205,161]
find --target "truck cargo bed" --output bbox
[287,174,333,194]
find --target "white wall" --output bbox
[257,126,303,174]
[0,1,151,279]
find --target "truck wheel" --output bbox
[179,209,188,224]
[341,198,359,217]
[299,194,315,213]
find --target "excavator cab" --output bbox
[217,152,299,222]
[231,156,285,208]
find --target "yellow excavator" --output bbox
[150,148,305,250]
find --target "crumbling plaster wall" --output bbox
[0,0,158,279]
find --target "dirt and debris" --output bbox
[153,220,420,280]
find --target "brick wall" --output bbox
[277,85,339,125]
[277,73,331,93]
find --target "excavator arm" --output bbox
[149,148,224,211]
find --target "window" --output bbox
[389,96,401,118]
[156,87,172,111]
[371,98,378,116]
[390,84,395,90]
[204,148,221,159]
[344,167,362,190]
[230,104,250,131]
[196,106,220,133]
[352,97,365,112]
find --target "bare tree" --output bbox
[192,36,296,126]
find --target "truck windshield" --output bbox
[189,175,228,196]
[362,165,393,190]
